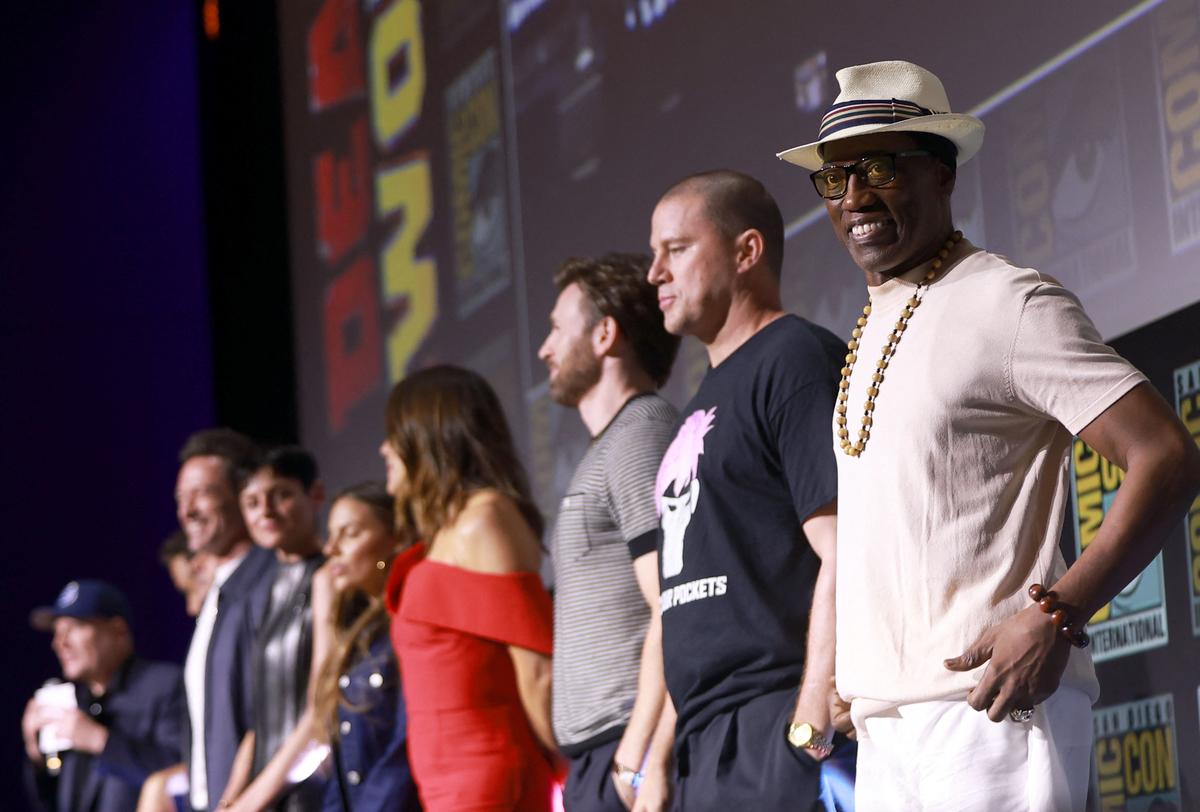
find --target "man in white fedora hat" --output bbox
[778,60,1200,809]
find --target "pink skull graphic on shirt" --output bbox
[655,407,716,578]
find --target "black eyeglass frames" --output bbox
[809,150,931,200]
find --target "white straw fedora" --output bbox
[776,60,985,171]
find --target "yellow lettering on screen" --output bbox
[448,83,501,283]
[1120,728,1175,796]
[1166,70,1200,134]
[1077,470,1102,499]
[370,0,426,149]
[1074,439,1117,621]
[1100,457,1124,492]
[1077,489,1105,549]
[1123,732,1141,795]
[1160,30,1198,82]
[377,156,436,382]
[1161,5,1200,197]
[1190,511,1200,594]
[1073,438,1099,476]
[1169,134,1200,194]
[451,85,499,156]
[1141,730,1162,792]
[1154,727,1176,789]
[1182,396,1200,435]
[1095,737,1124,808]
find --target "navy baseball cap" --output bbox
[30,580,132,631]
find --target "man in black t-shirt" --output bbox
[645,170,851,810]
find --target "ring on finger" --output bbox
[1008,706,1035,723]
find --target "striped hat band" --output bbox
[818,98,943,140]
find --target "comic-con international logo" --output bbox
[446,48,511,319]
[1173,359,1200,635]
[1002,40,1136,296]
[1071,439,1169,661]
[1093,694,1181,809]
[1154,0,1200,253]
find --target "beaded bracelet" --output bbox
[1027,584,1090,648]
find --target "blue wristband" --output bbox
[613,760,644,790]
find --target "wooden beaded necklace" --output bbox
[836,230,963,457]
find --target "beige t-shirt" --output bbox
[835,245,1145,719]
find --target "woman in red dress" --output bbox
[381,365,558,811]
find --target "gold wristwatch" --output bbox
[786,722,834,758]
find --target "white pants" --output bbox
[852,687,1092,812]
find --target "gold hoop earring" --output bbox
[375,560,387,570]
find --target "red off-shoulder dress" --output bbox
[386,543,556,811]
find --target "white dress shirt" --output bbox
[185,551,247,810]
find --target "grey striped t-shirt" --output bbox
[551,393,679,752]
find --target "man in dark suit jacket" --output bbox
[22,579,184,812]
[176,429,277,811]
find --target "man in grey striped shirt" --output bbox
[538,253,681,812]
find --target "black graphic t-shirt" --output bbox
[655,315,842,743]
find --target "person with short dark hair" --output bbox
[176,428,277,811]
[160,530,213,618]
[160,529,190,567]
[225,446,327,811]
[179,428,262,494]
[22,580,183,812]
[665,171,787,279]
[160,530,194,604]
[646,170,849,809]
[537,253,679,810]
[550,253,681,389]
[777,59,1200,808]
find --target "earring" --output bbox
[376,560,387,570]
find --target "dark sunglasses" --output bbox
[809,150,931,199]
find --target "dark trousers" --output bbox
[563,736,626,812]
[672,689,823,812]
